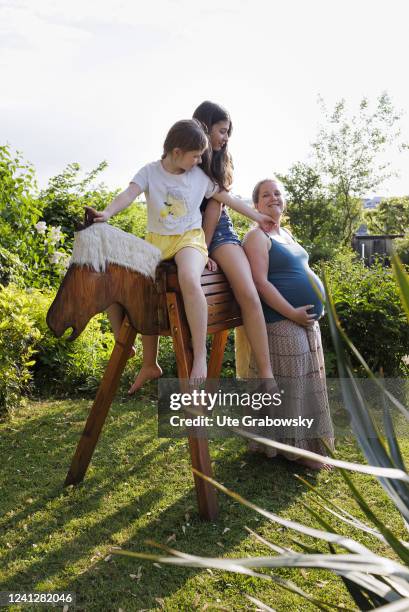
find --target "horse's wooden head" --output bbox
[46,262,167,339]
[46,216,165,339]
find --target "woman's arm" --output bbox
[202,199,222,246]
[243,229,316,327]
[212,191,275,233]
[88,182,143,222]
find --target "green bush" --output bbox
[27,291,116,397]
[0,145,40,250]
[40,162,112,240]
[109,202,147,237]
[0,246,26,286]
[319,249,409,376]
[1,147,146,289]
[395,235,409,265]
[0,284,119,415]
[0,285,41,416]
[0,145,73,289]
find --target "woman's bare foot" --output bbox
[189,357,207,387]
[295,457,332,471]
[129,345,136,359]
[128,364,162,395]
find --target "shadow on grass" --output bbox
[0,396,316,611]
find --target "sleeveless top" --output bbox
[261,231,325,324]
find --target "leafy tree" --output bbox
[40,161,114,240]
[277,162,342,262]
[0,146,71,288]
[39,161,147,241]
[0,144,41,251]
[365,195,409,235]
[312,92,408,244]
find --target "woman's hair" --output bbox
[193,101,233,190]
[162,119,210,164]
[252,177,286,206]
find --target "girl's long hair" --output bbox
[193,101,233,191]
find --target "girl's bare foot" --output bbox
[128,364,162,394]
[189,358,207,387]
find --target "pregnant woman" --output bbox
[241,177,334,469]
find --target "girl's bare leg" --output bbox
[212,244,273,379]
[174,247,208,384]
[130,247,207,390]
[128,334,162,394]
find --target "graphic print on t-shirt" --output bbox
[159,190,188,221]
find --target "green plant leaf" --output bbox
[232,427,409,482]
[392,252,409,322]
[113,544,339,611]
[328,543,385,610]
[336,467,409,565]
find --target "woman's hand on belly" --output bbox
[289,305,317,327]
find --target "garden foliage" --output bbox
[319,249,409,376]
[0,284,117,416]
[0,145,158,416]
[0,285,41,413]
[395,235,409,264]
[365,195,409,235]
[1,138,408,414]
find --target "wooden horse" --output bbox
[47,213,242,520]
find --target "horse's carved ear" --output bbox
[75,207,99,232]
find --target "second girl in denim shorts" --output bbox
[208,206,241,253]
[193,100,274,379]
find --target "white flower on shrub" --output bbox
[48,225,63,245]
[60,254,71,270]
[49,251,64,264]
[34,221,47,234]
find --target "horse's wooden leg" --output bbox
[208,330,228,378]
[166,292,219,521]
[64,316,136,486]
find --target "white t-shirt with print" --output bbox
[131,160,217,235]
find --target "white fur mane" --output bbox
[70,223,162,278]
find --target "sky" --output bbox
[1,0,409,198]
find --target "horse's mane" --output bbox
[70,223,162,278]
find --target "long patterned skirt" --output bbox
[235,320,335,459]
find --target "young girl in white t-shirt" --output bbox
[89,119,274,388]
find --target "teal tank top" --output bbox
[261,233,325,324]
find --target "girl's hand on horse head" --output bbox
[85,206,110,223]
[207,257,218,272]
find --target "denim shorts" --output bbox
[208,208,241,254]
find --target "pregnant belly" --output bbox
[275,272,325,319]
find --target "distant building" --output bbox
[352,232,404,265]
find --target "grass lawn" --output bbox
[1,393,408,611]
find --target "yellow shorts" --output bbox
[146,228,208,263]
